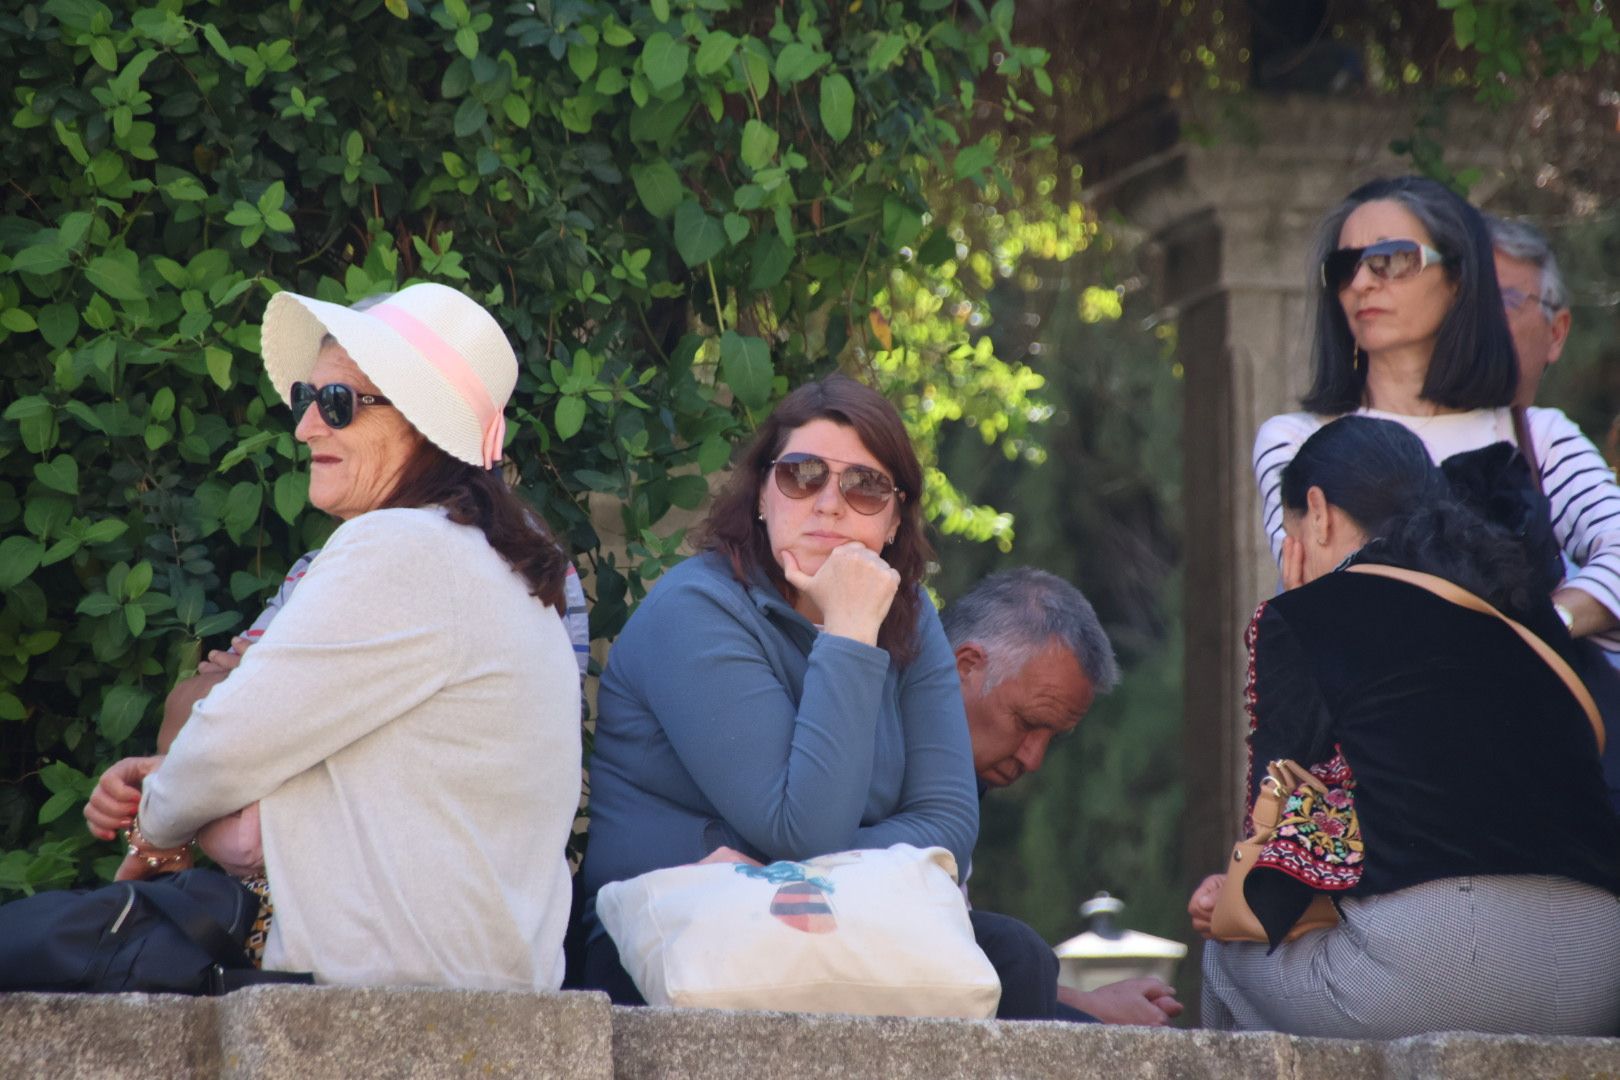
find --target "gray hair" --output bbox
[1486,216,1569,312]
[941,568,1120,694]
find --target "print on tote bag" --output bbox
[735,860,837,934]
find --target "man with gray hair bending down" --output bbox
[943,568,1183,1025]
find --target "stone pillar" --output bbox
[1073,95,1505,876]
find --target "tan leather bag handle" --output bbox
[1347,563,1605,753]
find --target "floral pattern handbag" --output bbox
[1211,755,1361,947]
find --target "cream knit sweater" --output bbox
[141,507,580,990]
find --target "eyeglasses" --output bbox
[290,381,394,429]
[1321,239,1448,291]
[1501,286,1558,320]
[769,453,901,515]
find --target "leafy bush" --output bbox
[0,0,1049,895]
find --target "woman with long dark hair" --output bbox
[1195,416,1620,1037]
[1253,176,1620,646]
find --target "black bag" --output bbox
[1444,426,1620,814]
[0,868,312,995]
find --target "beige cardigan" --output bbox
[141,507,580,990]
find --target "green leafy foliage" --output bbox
[0,0,1050,896]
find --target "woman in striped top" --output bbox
[1253,176,1620,651]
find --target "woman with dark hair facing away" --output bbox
[1253,176,1620,649]
[83,284,581,989]
[1193,416,1620,1038]
[578,376,1058,1017]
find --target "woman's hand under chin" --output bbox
[781,542,900,646]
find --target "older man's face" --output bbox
[957,640,1096,788]
[1495,250,1571,407]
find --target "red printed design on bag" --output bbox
[736,861,838,934]
[769,880,837,934]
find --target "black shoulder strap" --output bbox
[136,877,253,970]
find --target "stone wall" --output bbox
[5,988,1620,1079]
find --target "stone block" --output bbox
[0,992,220,1080]
[1387,1031,1620,1079]
[215,986,613,1080]
[609,1006,1396,1080]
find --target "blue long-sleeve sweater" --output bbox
[579,552,980,909]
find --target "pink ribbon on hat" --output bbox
[364,303,506,468]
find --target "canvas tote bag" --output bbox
[596,843,1001,1018]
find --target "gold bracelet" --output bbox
[123,820,193,870]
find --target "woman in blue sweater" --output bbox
[580,376,1051,1014]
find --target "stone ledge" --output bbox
[4,988,1619,1079]
[0,987,613,1080]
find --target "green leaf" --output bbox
[76,593,119,617]
[0,536,44,591]
[819,73,854,141]
[642,33,690,92]
[694,31,739,75]
[650,0,670,21]
[38,302,79,347]
[257,179,286,215]
[11,245,71,276]
[555,396,587,441]
[90,37,118,72]
[740,119,779,170]
[719,331,773,410]
[882,197,924,250]
[97,684,152,745]
[568,41,598,81]
[34,455,80,495]
[673,200,727,266]
[123,560,153,600]
[204,346,233,389]
[869,32,906,71]
[1,308,37,333]
[0,693,24,721]
[202,22,233,61]
[195,611,242,637]
[630,161,683,219]
[667,473,709,510]
[747,236,792,290]
[222,481,262,540]
[916,227,957,268]
[84,251,145,302]
[81,519,127,544]
[124,602,146,637]
[453,98,486,138]
[953,137,996,179]
[698,435,731,474]
[503,93,531,127]
[723,213,750,245]
[775,42,829,84]
[273,470,307,523]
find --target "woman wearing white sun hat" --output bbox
[82,282,581,990]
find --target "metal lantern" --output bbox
[1053,892,1188,993]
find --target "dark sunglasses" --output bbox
[1321,238,1448,291]
[769,452,900,516]
[290,381,394,429]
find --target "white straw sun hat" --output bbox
[260,282,516,468]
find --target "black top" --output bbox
[1246,568,1620,915]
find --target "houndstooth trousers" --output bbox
[1202,875,1620,1038]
